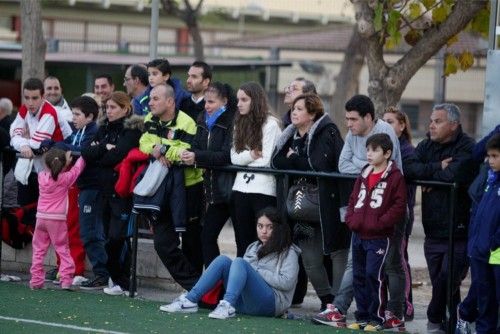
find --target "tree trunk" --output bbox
[21,0,46,84]
[331,26,366,135]
[353,0,487,116]
[188,21,204,61]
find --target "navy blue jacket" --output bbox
[467,170,500,261]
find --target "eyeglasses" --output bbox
[284,85,300,93]
[123,77,132,82]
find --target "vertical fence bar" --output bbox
[446,183,458,334]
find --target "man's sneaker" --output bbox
[72,275,89,286]
[103,284,126,296]
[347,321,368,330]
[364,322,383,331]
[45,268,58,282]
[208,300,236,319]
[159,293,198,313]
[311,304,346,327]
[80,276,109,290]
[52,272,61,285]
[455,318,472,334]
[384,311,406,332]
[427,321,446,334]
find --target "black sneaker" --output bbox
[79,276,108,290]
[45,268,58,282]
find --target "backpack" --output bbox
[1,203,37,249]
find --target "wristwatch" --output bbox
[159,144,168,156]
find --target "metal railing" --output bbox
[0,151,459,333]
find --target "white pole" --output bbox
[149,0,159,59]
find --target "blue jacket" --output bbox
[472,124,500,163]
[132,87,151,116]
[467,169,500,262]
[135,78,190,115]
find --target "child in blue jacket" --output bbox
[460,133,500,334]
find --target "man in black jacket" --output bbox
[404,103,476,333]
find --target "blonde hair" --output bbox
[384,106,413,143]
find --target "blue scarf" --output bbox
[205,106,226,131]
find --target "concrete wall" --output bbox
[1,239,180,289]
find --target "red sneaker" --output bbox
[311,304,346,327]
[384,311,406,332]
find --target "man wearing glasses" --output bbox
[124,64,150,115]
[282,77,317,127]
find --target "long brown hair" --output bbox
[233,82,271,152]
[384,106,413,143]
[44,148,67,181]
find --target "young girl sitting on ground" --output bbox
[30,148,86,290]
[160,206,300,319]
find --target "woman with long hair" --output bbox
[160,207,300,319]
[383,106,416,321]
[272,93,349,311]
[180,82,237,267]
[230,82,282,257]
[80,91,143,294]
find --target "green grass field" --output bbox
[0,282,358,333]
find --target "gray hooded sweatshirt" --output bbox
[243,241,301,316]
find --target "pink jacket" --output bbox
[36,157,85,221]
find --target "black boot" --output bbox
[319,294,334,311]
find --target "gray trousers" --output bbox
[298,224,349,298]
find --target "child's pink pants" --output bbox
[30,218,75,288]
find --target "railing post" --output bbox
[446,183,458,334]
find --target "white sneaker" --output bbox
[72,276,89,286]
[103,284,126,296]
[208,300,236,320]
[159,293,198,313]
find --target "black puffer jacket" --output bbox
[404,126,476,239]
[272,114,352,254]
[81,115,144,193]
[190,109,235,204]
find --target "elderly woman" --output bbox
[272,93,350,310]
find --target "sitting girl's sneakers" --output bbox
[159,293,198,313]
[208,300,236,319]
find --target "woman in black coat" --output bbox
[80,91,143,294]
[180,82,236,268]
[272,93,350,310]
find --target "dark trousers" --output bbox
[468,258,498,334]
[292,256,308,304]
[152,211,201,291]
[201,202,231,268]
[183,183,204,274]
[424,238,468,324]
[230,191,276,257]
[17,172,38,226]
[101,193,132,290]
[352,234,390,325]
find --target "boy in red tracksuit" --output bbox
[345,133,407,331]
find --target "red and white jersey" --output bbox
[10,100,71,171]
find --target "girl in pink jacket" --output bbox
[30,148,85,289]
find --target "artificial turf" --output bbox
[0,282,359,333]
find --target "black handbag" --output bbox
[286,179,320,222]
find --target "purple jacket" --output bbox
[400,136,416,233]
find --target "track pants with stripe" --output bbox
[352,233,389,325]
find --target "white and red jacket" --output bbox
[36,157,85,221]
[10,100,72,172]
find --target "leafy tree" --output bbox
[350,0,489,115]
[161,0,205,61]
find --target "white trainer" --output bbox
[208,300,236,320]
[103,284,126,296]
[159,293,198,313]
[72,275,89,286]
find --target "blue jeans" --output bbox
[186,255,275,316]
[333,239,354,315]
[78,189,109,278]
